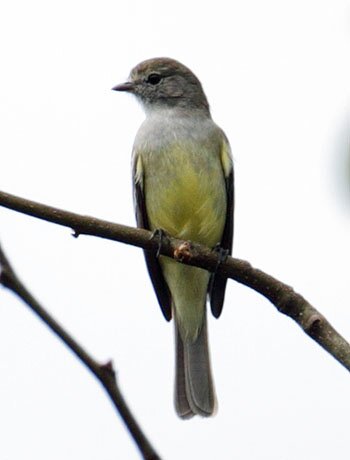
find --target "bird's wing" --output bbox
[209,134,234,318]
[132,153,172,321]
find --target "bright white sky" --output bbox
[0,1,350,459]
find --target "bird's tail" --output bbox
[174,313,216,418]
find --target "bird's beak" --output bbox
[111,81,135,92]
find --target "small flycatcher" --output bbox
[113,58,234,418]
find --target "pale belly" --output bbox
[145,147,227,248]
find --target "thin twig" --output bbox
[1,189,350,371]
[0,244,161,460]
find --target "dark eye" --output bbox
[146,73,162,85]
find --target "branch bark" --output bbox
[0,243,161,460]
[1,189,350,372]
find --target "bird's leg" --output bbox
[212,244,229,274]
[150,228,169,258]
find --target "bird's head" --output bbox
[112,57,210,114]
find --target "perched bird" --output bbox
[113,58,234,418]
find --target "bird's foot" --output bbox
[213,244,229,273]
[150,228,168,258]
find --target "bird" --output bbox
[113,57,234,418]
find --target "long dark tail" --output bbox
[174,314,216,418]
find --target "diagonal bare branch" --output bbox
[0,243,162,460]
[1,189,350,372]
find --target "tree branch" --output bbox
[0,243,161,460]
[1,189,350,372]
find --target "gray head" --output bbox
[112,57,210,114]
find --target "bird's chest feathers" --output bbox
[136,114,226,246]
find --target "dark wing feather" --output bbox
[209,147,234,318]
[133,159,172,321]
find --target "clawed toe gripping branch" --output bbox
[0,189,350,458]
[150,228,168,258]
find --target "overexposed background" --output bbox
[1,1,350,459]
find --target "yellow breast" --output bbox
[144,145,227,248]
